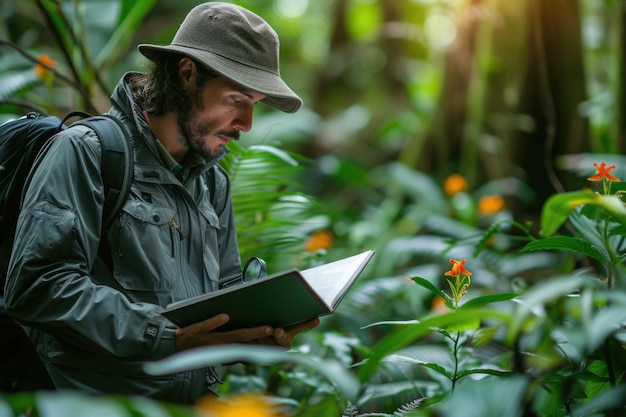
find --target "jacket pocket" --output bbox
[109,202,177,292]
[22,201,76,259]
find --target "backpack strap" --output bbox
[73,115,134,230]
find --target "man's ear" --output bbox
[178,57,197,91]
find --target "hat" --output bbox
[138,2,302,113]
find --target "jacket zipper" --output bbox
[170,219,184,257]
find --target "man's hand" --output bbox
[256,317,320,348]
[174,314,320,352]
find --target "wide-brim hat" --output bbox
[138,2,302,113]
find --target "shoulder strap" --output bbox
[74,115,134,230]
[210,165,230,214]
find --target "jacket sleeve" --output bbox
[4,126,176,359]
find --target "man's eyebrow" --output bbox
[237,89,265,101]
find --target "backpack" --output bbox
[0,111,134,392]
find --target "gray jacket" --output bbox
[5,72,242,403]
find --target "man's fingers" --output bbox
[266,317,321,348]
[189,313,231,332]
[288,317,320,335]
[175,315,319,352]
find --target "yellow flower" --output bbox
[444,173,468,196]
[34,53,57,80]
[305,229,333,252]
[477,195,505,215]
[195,393,286,417]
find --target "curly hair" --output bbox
[130,53,219,115]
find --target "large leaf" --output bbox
[438,375,528,417]
[2,391,195,417]
[505,274,600,343]
[0,70,38,100]
[521,235,609,263]
[539,190,598,237]
[540,190,626,238]
[144,345,359,402]
[460,293,518,308]
[357,308,510,381]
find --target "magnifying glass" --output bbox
[242,256,267,282]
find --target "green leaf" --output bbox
[587,305,626,353]
[571,384,626,417]
[540,190,597,237]
[410,276,444,298]
[506,274,600,343]
[36,391,130,417]
[3,392,37,416]
[292,396,342,417]
[357,308,510,381]
[472,326,500,347]
[0,70,38,100]
[361,320,420,329]
[220,142,315,263]
[96,0,158,70]
[382,353,453,378]
[461,293,518,308]
[144,345,359,402]
[438,375,528,417]
[521,236,609,263]
[455,368,514,378]
[597,195,626,220]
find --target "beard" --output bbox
[176,91,240,160]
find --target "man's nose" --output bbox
[233,107,253,132]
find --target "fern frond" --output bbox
[221,141,316,265]
[394,397,426,416]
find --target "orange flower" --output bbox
[478,195,505,215]
[34,53,57,80]
[444,173,468,196]
[305,229,333,252]
[431,295,448,313]
[195,393,286,417]
[588,162,620,182]
[444,259,471,277]
[443,259,472,307]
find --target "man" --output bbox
[4,2,318,404]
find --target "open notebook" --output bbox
[161,250,375,331]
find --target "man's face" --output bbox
[176,76,266,159]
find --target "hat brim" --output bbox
[138,44,302,113]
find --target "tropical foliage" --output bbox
[2,0,626,416]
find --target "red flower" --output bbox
[444,259,471,277]
[588,162,620,182]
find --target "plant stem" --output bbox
[451,331,461,392]
[603,339,616,387]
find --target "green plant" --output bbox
[1,0,157,117]
[309,159,626,416]
[220,141,317,268]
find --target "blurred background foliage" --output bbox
[2,0,626,416]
